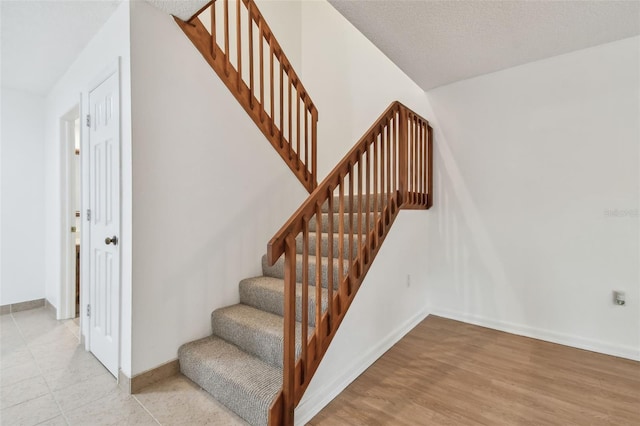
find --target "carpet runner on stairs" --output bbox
[178,197,383,426]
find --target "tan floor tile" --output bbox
[134,375,246,425]
[1,334,27,356]
[1,346,36,371]
[35,415,68,425]
[21,325,76,347]
[33,345,95,375]
[65,392,157,426]
[43,357,111,391]
[29,335,82,362]
[0,358,41,388]
[52,372,118,412]
[0,393,62,426]
[1,375,50,409]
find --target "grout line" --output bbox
[9,310,69,424]
[132,394,162,425]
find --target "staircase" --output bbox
[179,199,369,426]
[174,1,433,425]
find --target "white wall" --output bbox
[43,1,132,373]
[295,1,434,422]
[0,88,46,305]
[425,36,640,361]
[128,0,308,375]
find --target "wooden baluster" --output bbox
[211,2,216,59]
[392,113,396,201]
[386,118,391,212]
[259,19,264,122]
[304,101,308,178]
[236,0,241,91]
[315,200,322,356]
[311,108,318,188]
[327,186,334,330]
[422,123,427,205]
[365,142,370,259]
[357,151,363,274]
[427,124,433,209]
[247,2,253,107]
[269,42,274,135]
[296,87,301,166]
[373,133,378,244]
[413,116,420,204]
[411,116,416,204]
[338,175,345,310]
[279,60,283,148]
[301,218,309,381]
[223,0,229,76]
[416,120,421,202]
[379,125,385,232]
[283,234,296,425]
[348,163,354,290]
[398,108,408,206]
[288,77,292,160]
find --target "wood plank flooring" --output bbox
[309,315,640,425]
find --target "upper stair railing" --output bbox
[267,101,433,424]
[176,0,318,193]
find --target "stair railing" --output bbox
[267,101,433,424]
[175,0,318,193]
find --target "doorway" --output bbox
[60,106,81,322]
[59,60,122,379]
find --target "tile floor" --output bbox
[0,307,246,425]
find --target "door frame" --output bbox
[83,58,122,372]
[59,103,81,321]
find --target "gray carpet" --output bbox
[178,202,384,426]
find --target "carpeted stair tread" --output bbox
[179,336,281,426]
[321,194,393,213]
[211,304,312,368]
[308,212,376,233]
[295,231,362,259]
[261,254,347,289]
[239,276,328,325]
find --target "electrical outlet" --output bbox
[613,291,626,306]
[406,274,411,288]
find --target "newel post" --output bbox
[398,107,408,206]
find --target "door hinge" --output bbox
[85,114,91,127]
[86,304,91,317]
[86,209,91,221]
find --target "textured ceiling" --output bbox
[1,0,121,96]
[4,1,639,96]
[328,0,640,91]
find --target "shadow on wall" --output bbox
[426,127,524,322]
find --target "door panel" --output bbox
[88,70,120,377]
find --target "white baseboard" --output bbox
[294,308,430,425]
[428,307,640,362]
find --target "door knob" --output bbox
[105,236,118,246]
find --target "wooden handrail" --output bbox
[175,0,318,193]
[267,101,433,424]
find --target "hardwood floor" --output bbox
[309,315,640,425]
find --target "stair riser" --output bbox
[211,309,306,369]
[239,280,328,326]
[178,337,281,426]
[321,194,394,213]
[308,212,376,234]
[262,255,348,290]
[180,354,270,426]
[295,232,362,259]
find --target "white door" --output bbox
[88,70,120,377]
